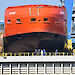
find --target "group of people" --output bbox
[34,49,46,56]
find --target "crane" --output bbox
[61,0,73,50]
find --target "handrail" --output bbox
[1,52,74,57]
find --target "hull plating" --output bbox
[4,32,66,53]
[4,5,67,52]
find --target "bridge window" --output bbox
[3,63,9,68]
[72,63,75,67]
[20,63,27,67]
[46,63,52,67]
[63,63,70,67]
[55,63,61,67]
[44,18,48,21]
[31,18,36,22]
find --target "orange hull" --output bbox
[4,5,67,37]
[4,5,67,52]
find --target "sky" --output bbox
[0,0,61,21]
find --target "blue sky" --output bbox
[0,0,61,21]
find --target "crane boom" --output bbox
[64,0,73,39]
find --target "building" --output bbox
[0,21,4,32]
[71,2,75,48]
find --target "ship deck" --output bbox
[0,55,75,62]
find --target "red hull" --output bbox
[4,5,67,52]
[4,5,67,37]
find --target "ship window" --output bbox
[16,19,21,22]
[7,20,11,23]
[16,19,22,24]
[31,18,36,21]
[39,20,41,22]
[44,18,48,21]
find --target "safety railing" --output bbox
[1,52,74,57]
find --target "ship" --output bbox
[4,5,67,53]
[0,1,75,75]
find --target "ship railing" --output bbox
[1,52,74,57]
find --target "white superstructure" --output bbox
[0,56,75,75]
